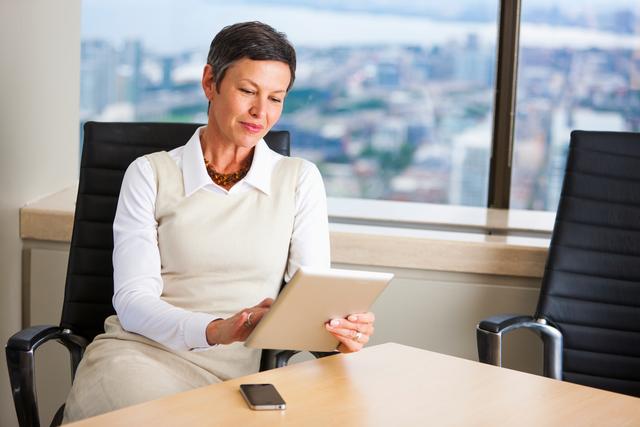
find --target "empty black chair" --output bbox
[477,130,640,397]
[5,121,321,427]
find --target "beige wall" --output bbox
[0,1,81,426]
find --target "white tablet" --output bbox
[245,267,393,352]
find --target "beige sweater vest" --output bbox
[101,150,300,380]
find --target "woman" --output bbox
[63,22,375,422]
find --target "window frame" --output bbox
[488,0,522,209]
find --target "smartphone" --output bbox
[239,383,286,410]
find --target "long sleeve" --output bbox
[112,157,217,351]
[285,160,331,281]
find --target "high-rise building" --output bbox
[120,39,144,105]
[450,118,491,206]
[80,40,117,115]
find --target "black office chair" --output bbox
[477,130,640,397]
[6,122,331,427]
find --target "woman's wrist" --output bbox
[206,318,223,346]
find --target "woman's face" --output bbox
[202,58,291,148]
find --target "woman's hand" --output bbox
[205,298,273,345]
[325,312,375,353]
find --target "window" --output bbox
[80,0,639,211]
[510,0,640,210]
[80,0,498,207]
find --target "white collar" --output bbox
[181,127,275,197]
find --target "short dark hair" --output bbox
[207,21,296,92]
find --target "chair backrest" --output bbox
[60,121,290,341]
[535,130,640,396]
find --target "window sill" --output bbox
[328,197,555,238]
[20,186,551,278]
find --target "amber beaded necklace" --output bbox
[199,129,253,188]
[204,158,251,188]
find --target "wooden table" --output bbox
[67,343,640,427]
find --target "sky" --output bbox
[81,0,640,54]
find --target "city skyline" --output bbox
[80,2,640,211]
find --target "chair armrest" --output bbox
[7,325,63,427]
[476,315,563,380]
[6,325,88,427]
[478,314,535,334]
[7,325,63,352]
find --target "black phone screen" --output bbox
[239,384,286,408]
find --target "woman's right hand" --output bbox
[205,298,273,345]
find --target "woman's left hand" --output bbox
[325,312,375,353]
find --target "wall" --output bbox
[0,1,81,426]
[334,264,543,374]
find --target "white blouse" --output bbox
[112,128,331,351]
